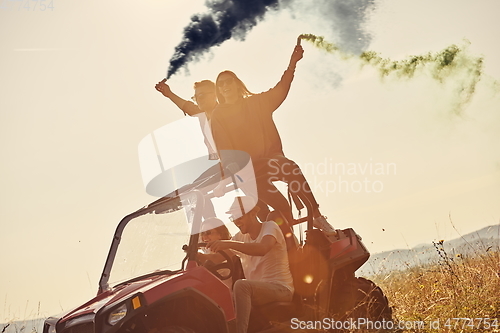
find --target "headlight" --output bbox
[108,304,128,325]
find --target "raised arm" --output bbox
[279,43,304,91]
[262,43,304,112]
[155,79,202,116]
[288,43,304,72]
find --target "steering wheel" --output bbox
[198,243,234,281]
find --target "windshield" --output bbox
[105,115,265,289]
[107,200,192,287]
[103,186,259,289]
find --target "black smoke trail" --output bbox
[166,0,280,79]
[285,0,376,55]
[166,0,377,78]
[327,0,375,54]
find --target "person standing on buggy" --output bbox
[155,78,293,223]
[155,79,219,159]
[210,41,336,239]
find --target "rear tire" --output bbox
[351,277,392,321]
[330,276,392,326]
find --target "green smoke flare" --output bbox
[299,34,485,115]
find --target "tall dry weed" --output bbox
[374,241,500,332]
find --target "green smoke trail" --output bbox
[299,34,486,115]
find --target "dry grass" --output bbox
[373,241,500,332]
[3,243,498,333]
[0,318,45,333]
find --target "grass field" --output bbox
[2,241,498,333]
[372,241,500,333]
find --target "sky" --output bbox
[1,0,499,323]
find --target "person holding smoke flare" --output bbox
[210,41,336,238]
[155,79,219,159]
[154,77,294,224]
[154,79,224,220]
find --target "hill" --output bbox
[359,224,500,277]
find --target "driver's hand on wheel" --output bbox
[206,240,232,253]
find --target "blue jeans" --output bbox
[233,279,293,333]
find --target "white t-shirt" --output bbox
[232,221,294,293]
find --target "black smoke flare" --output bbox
[282,0,376,55]
[166,0,280,79]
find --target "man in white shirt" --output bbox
[206,196,294,333]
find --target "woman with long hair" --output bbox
[210,42,335,237]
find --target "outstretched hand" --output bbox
[206,240,233,253]
[290,44,304,65]
[155,79,172,97]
